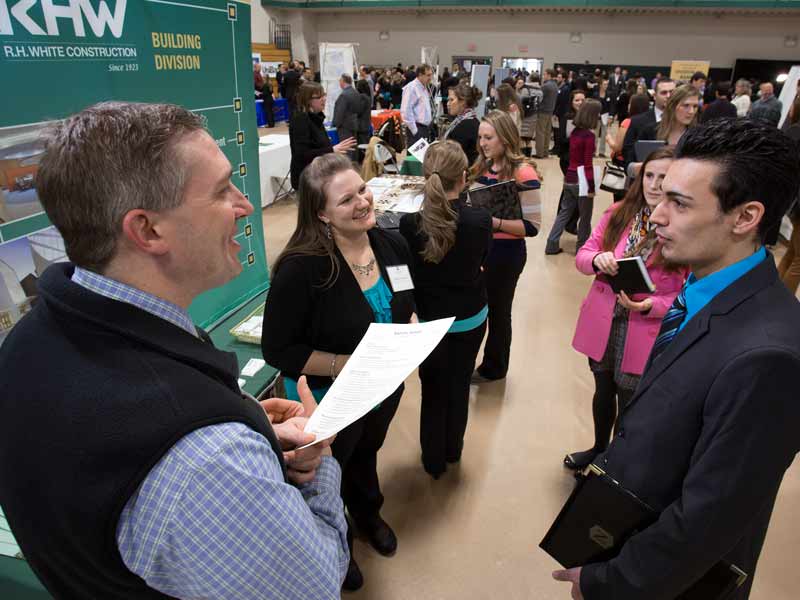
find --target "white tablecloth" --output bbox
[257,134,291,207]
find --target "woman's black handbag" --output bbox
[599,161,627,193]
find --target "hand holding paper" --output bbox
[270,377,334,484]
[302,318,454,446]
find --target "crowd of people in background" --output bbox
[271,55,800,307]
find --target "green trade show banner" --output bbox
[0,0,268,347]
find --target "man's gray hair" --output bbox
[36,101,205,271]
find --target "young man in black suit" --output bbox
[621,77,676,171]
[553,118,800,599]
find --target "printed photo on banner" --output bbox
[0,227,67,346]
[0,124,49,226]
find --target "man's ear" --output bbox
[731,200,765,240]
[121,210,170,256]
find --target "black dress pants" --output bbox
[478,249,527,380]
[419,321,487,474]
[263,94,275,127]
[332,384,402,520]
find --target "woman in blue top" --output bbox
[261,153,417,592]
[399,141,493,479]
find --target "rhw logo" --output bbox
[0,0,127,38]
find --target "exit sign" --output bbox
[467,43,477,52]
[519,45,528,53]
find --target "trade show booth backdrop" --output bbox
[0,0,268,351]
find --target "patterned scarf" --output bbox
[623,205,657,262]
[444,109,477,140]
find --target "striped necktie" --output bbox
[650,287,687,362]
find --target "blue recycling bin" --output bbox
[254,100,266,127]
[273,98,288,122]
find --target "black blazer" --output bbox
[621,108,657,168]
[399,204,492,321]
[282,69,300,103]
[289,111,332,190]
[355,92,372,144]
[581,256,800,600]
[446,117,480,166]
[333,85,360,142]
[262,228,416,389]
[700,99,738,124]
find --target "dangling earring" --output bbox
[325,222,332,239]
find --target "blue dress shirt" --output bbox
[680,247,767,331]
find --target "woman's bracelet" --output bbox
[496,218,503,233]
[330,353,338,381]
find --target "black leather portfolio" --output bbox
[540,465,747,600]
[606,256,657,295]
[463,180,523,220]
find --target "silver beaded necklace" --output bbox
[350,257,376,276]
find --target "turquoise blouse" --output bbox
[284,276,394,403]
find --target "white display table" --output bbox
[257,134,291,207]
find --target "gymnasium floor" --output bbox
[258,127,800,599]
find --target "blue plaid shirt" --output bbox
[72,268,349,599]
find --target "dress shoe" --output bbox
[446,442,463,464]
[544,247,564,256]
[563,448,600,471]
[421,454,445,479]
[470,370,503,384]
[355,514,397,556]
[342,556,363,591]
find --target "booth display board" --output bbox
[670,60,710,82]
[494,68,511,87]
[471,64,491,118]
[778,65,800,128]
[319,42,358,124]
[0,0,268,348]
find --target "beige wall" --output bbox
[314,11,800,69]
[251,5,318,68]
[251,3,277,44]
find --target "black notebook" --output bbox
[463,180,523,220]
[607,256,656,295]
[540,465,748,600]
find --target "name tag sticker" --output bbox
[386,265,414,292]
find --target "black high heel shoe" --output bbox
[563,448,599,471]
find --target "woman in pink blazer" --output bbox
[564,147,689,471]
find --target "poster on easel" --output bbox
[669,60,710,83]
[0,0,268,347]
[471,64,491,118]
[778,65,800,128]
[319,42,358,125]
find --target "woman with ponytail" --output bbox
[399,141,493,479]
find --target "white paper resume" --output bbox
[302,318,454,446]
